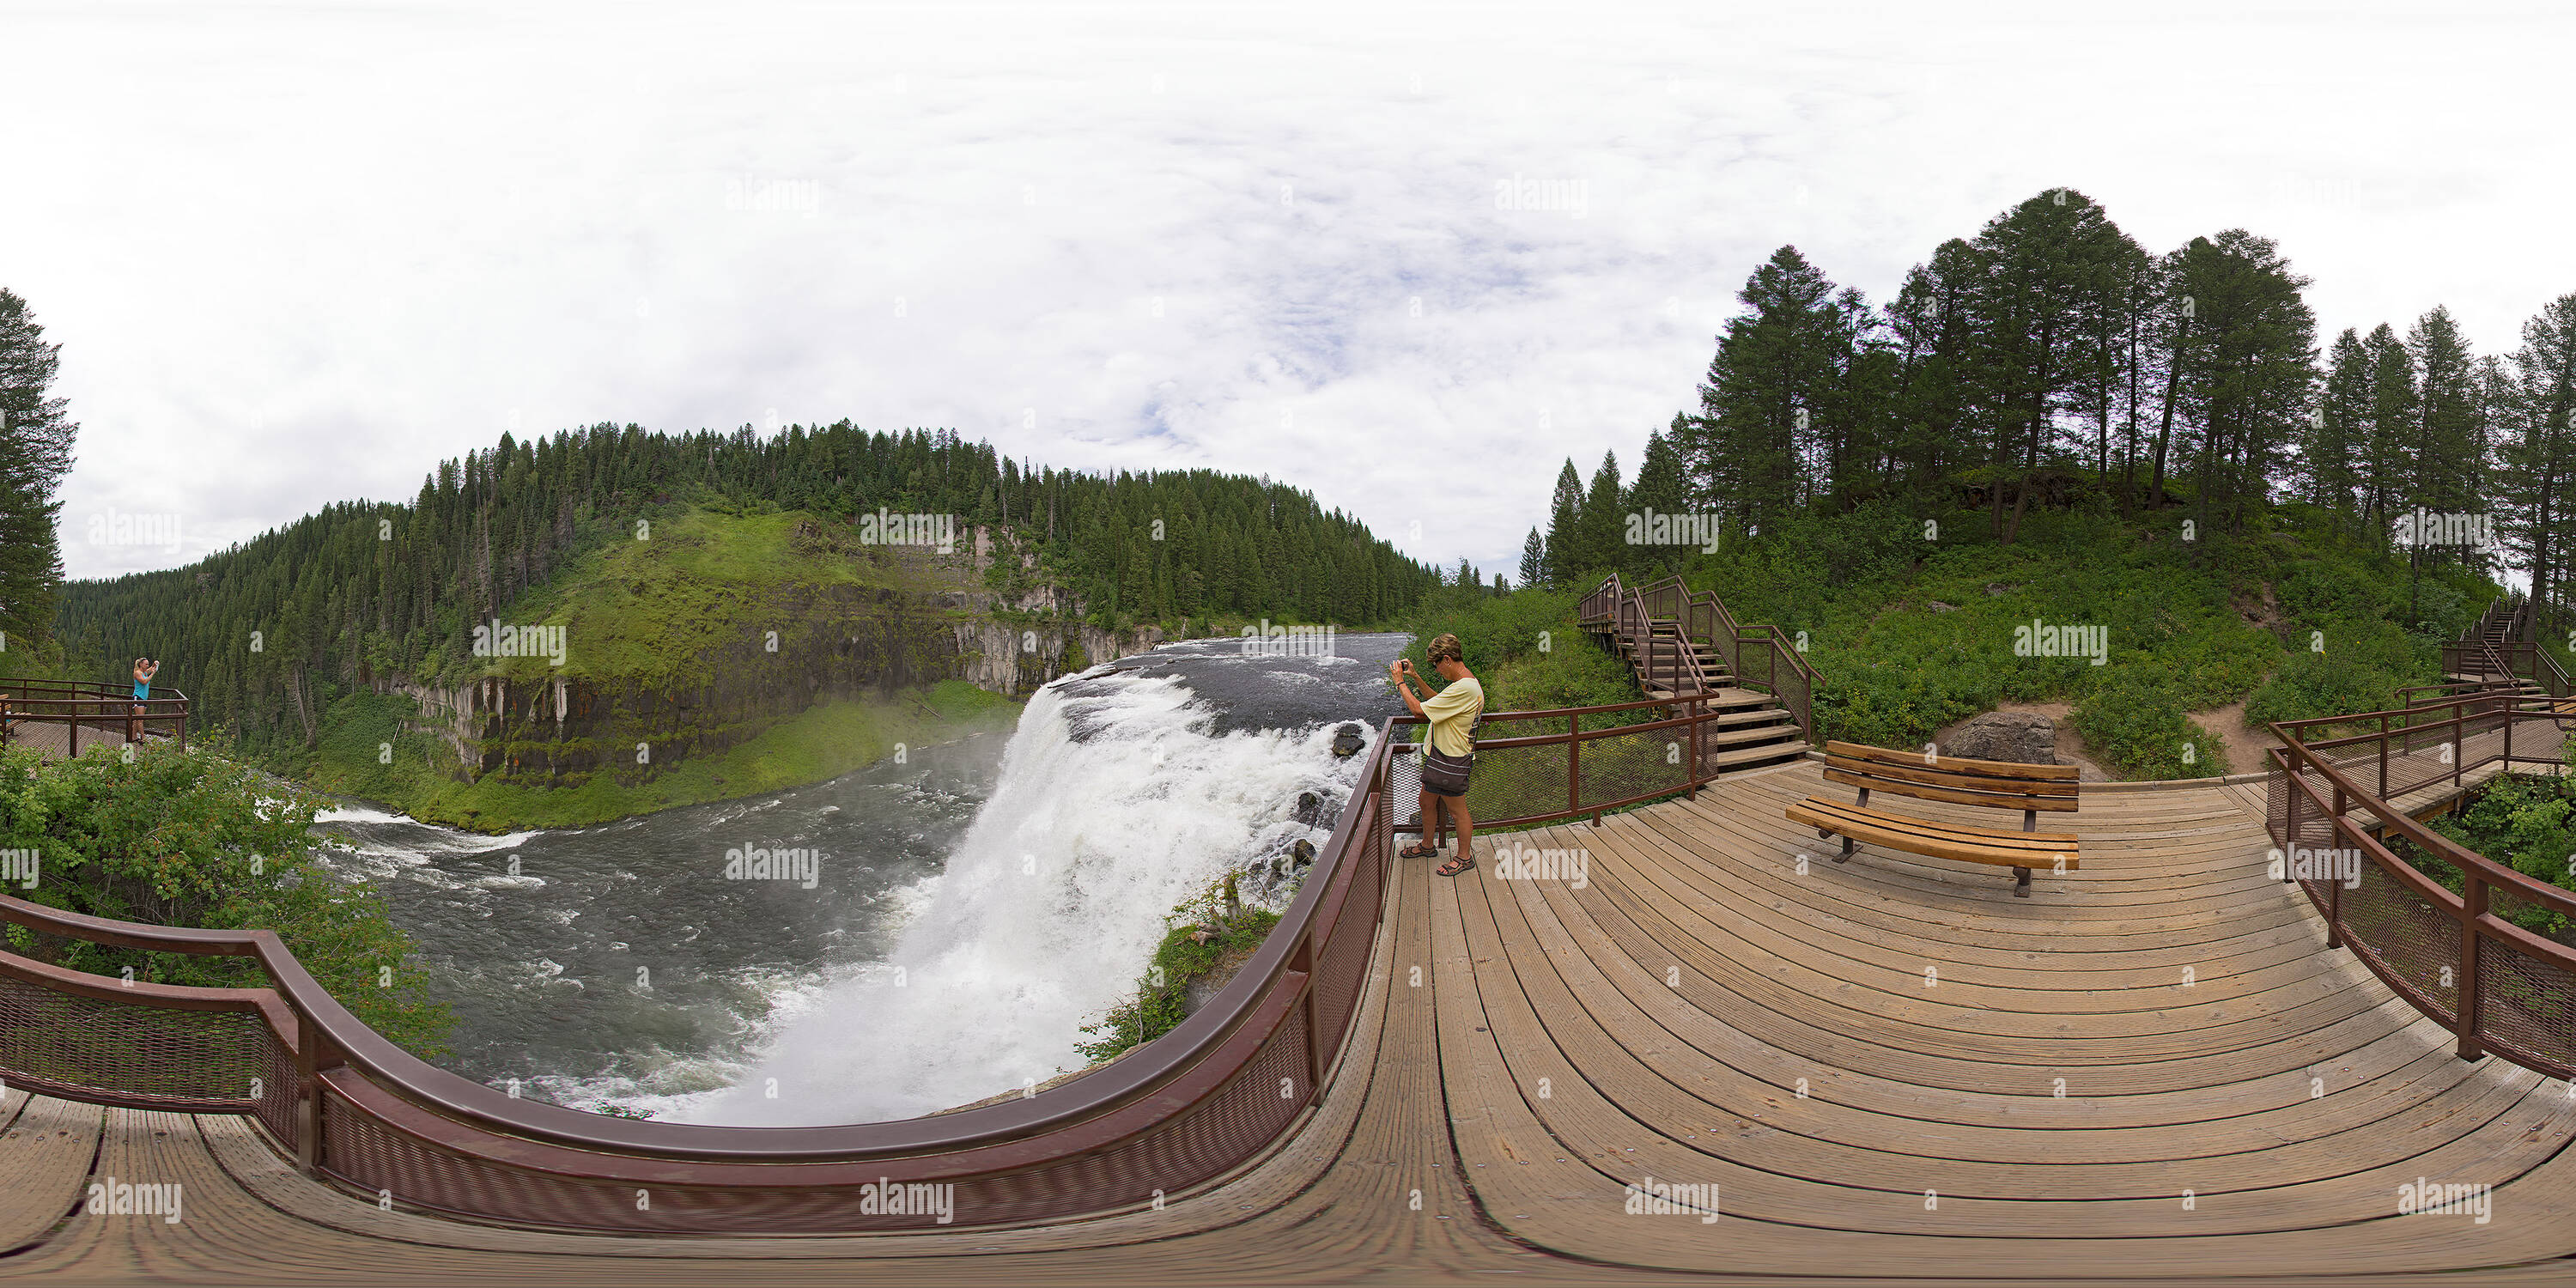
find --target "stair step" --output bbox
[1699,740,1809,771]
[1698,722,1806,750]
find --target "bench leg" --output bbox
[1835,835,1854,863]
[2012,866,2032,898]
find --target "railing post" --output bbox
[295,1015,334,1176]
[2453,704,2464,793]
[1690,692,1703,793]
[2378,714,2389,799]
[2324,826,2342,949]
[2281,756,2300,880]
[2458,872,2486,1061]
[1567,710,1581,821]
[1295,933,1324,1103]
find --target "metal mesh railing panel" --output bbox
[1577,726,1687,815]
[0,969,275,1106]
[2476,902,2576,1078]
[2335,856,2460,1024]
[1309,795,1381,1073]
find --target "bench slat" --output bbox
[1823,765,2081,812]
[1788,798,2081,871]
[1827,739,2079,781]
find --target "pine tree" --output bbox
[1573,450,1625,585]
[1691,246,1854,538]
[1542,459,1583,586]
[2500,295,2576,637]
[2309,329,2372,526]
[0,289,78,674]
[1626,422,1691,575]
[1517,527,1546,589]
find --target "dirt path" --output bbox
[2189,698,2281,778]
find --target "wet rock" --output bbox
[1294,791,1322,826]
[1944,711,2063,766]
[1330,723,1364,757]
[1290,838,1316,868]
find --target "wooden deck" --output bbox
[0,719,152,760]
[8,764,2575,1285]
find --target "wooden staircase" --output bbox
[2441,594,2576,714]
[1577,574,1813,775]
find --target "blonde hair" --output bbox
[1426,634,1464,665]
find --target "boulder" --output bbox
[1293,791,1323,826]
[1945,711,2063,766]
[1330,723,1364,757]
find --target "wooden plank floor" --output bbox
[8,765,2576,1284]
[0,720,153,760]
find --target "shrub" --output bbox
[0,742,453,1058]
[2072,672,2227,779]
[1075,881,1280,1063]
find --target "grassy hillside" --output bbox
[287,680,1015,831]
[470,505,935,684]
[1417,501,2500,781]
[251,502,1024,829]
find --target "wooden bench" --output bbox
[1784,740,2081,897]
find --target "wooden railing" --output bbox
[0,677,190,755]
[1577,572,1820,743]
[2265,690,2576,1078]
[0,721,1401,1233]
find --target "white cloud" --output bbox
[10,0,2573,581]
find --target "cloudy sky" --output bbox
[13,0,2573,581]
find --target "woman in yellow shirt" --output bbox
[1391,633,1484,877]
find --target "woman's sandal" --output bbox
[1400,842,1439,860]
[1437,855,1475,878]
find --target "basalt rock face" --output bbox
[1944,711,2064,766]
[385,524,1166,789]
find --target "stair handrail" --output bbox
[1583,572,1820,744]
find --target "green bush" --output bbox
[1076,880,1282,1063]
[2072,671,2227,779]
[0,742,453,1057]
[2427,772,2576,939]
